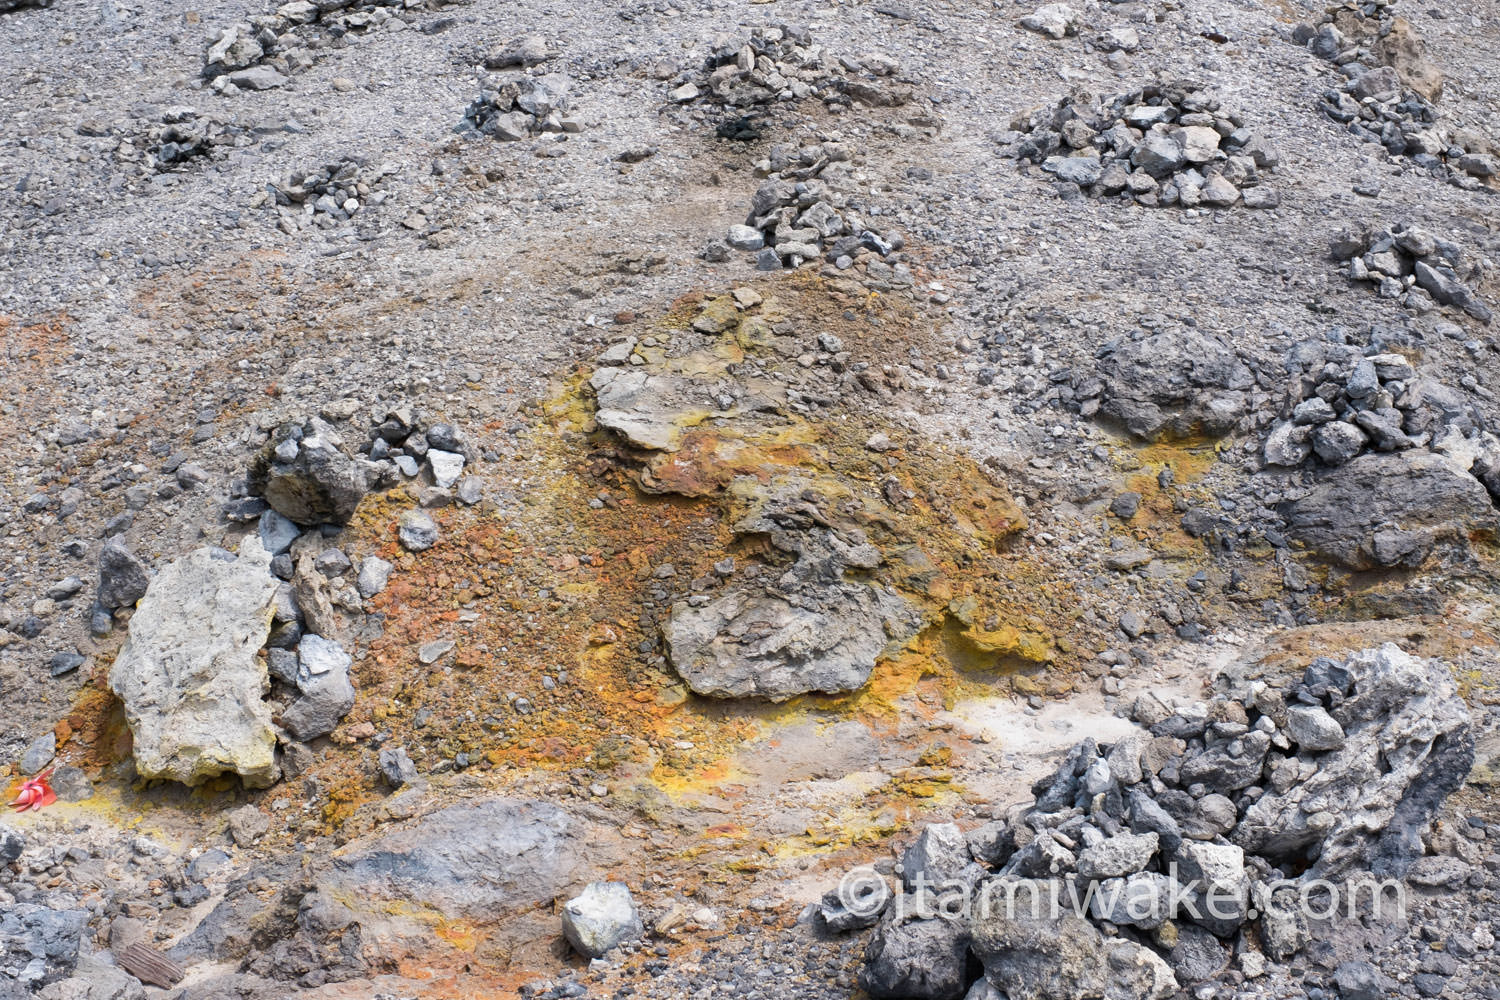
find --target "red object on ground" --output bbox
[8,769,56,812]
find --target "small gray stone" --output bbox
[357,556,394,598]
[398,510,439,552]
[1042,154,1102,187]
[561,882,644,958]
[228,65,289,90]
[0,824,24,864]
[226,804,270,847]
[726,224,765,250]
[1312,421,1367,465]
[379,747,418,788]
[1077,831,1159,880]
[1292,397,1337,425]
[427,449,465,489]
[97,540,149,611]
[49,652,86,677]
[1285,703,1345,751]
[20,731,56,775]
[456,476,483,506]
[314,548,351,578]
[258,509,300,555]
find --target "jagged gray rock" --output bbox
[663,581,918,700]
[249,421,369,526]
[1234,643,1472,878]
[859,905,971,1000]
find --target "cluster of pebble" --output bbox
[1010,81,1281,209]
[202,0,458,94]
[721,142,908,278]
[667,24,912,114]
[1330,221,1492,323]
[258,158,397,233]
[1296,10,1499,190]
[846,644,1473,1000]
[462,73,580,141]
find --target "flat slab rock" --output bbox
[108,538,281,788]
[323,799,586,920]
[663,581,920,701]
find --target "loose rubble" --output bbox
[202,0,459,94]
[1009,81,1281,209]
[1296,4,1500,191]
[668,25,913,114]
[257,159,397,234]
[462,73,580,141]
[853,644,1473,999]
[1330,220,1492,323]
[725,141,910,274]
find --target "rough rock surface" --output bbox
[1279,451,1496,569]
[323,799,584,919]
[249,420,369,526]
[663,581,917,700]
[107,539,280,788]
[1095,330,1253,440]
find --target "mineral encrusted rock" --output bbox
[108,539,281,788]
[1235,643,1473,878]
[663,581,918,700]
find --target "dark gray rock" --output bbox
[859,906,971,1000]
[0,904,89,988]
[1166,923,1227,983]
[0,825,23,863]
[902,823,973,891]
[1096,330,1252,441]
[378,747,417,788]
[250,422,369,526]
[96,540,149,610]
[1279,451,1496,570]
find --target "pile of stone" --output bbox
[262,158,396,233]
[0,0,53,13]
[847,643,1473,1000]
[1329,221,1492,323]
[100,410,481,790]
[724,141,909,276]
[1009,81,1282,209]
[245,410,479,528]
[667,25,912,112]
[137,109,242,171]
[1257,335,1500,569]
[1296,8,1499,189]
[202,0,458,94]
[461,73,580,141]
